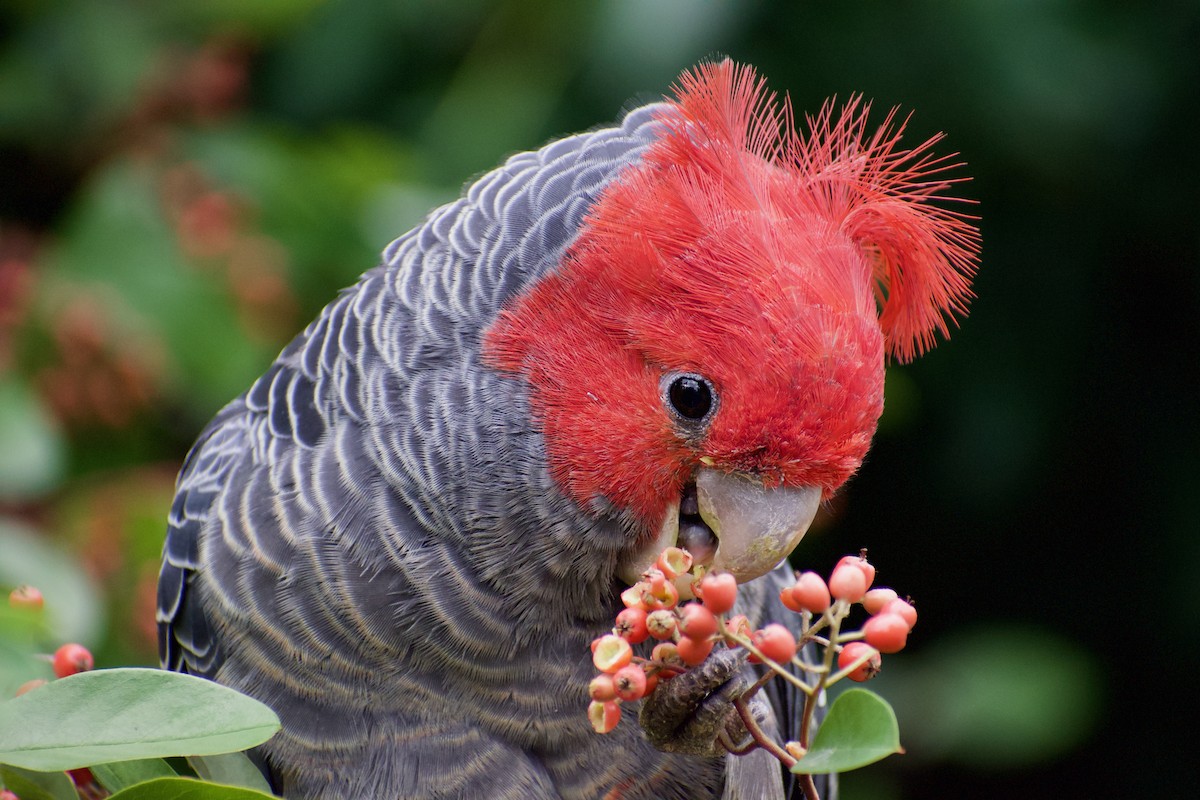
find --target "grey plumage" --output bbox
[159,102,824,798]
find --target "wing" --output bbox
[156,401,250,677]
[154,271,377,677]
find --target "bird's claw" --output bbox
[638,646,766,757]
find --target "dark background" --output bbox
[1,2,1196,798]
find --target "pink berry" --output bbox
[862,587,899,615]
[621,583,650,611]
[614,607,649,644]
[828,563,868,602]
[592,634,633,674]
[640,571,680,610]
[650,641,681,667]
[8,585,43,611]
[791,571,831,613]
[1,790,20,800]
[587,700,621,734]
[698,572,738,615]
[613,664,648,701]
[53,643,94,678]
[779,586,805,613]
[838,642,882,682]
[646,609,678,640]
[676,634,715,666]
[724,613,751,642]
[863,614,909,654]
[589,673,617,702]
[678,603,718,641]
[881,597,918,629]
[837,553,876,587]
[749,623,797,665]
[656,547,694,580]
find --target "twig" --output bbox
[732,695,797,769]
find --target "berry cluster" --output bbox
[6,585,100,800]
[587,549,915,773]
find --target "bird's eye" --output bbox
[666,373,715,421]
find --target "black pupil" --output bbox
[669,376,712,420]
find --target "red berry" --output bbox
[698,572,738,615]
[836,553,876,588]
[749,623,797,664]
[838,642,882,682]
[724,614,751,642]
[8,585,43,611]
[650,641,682,667]
[881,598,918,629]
[779,586,805,613]
[613,664,648,701]
[645,569,669,595]
[53,643,94,678]
[643,670,660,695]
[677,603,718,641]
[676,635,715,666]
[656,547,693,580]
[1,790,20,800]
[862,587,899,615]
[621,584,651,611]
[863,613,909,653]
[791,571,831,613]
[646,609,678,640]
[614,607,649,644]
[68,768,95,790]
[589,673,617,702]
[587,700,621,734]
[648,581,679,610]
[592,634,633,674]
[828,563,868,602]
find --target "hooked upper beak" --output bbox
[619,466,822,584]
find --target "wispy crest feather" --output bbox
[662,59,980,361]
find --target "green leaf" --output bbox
[0,668,280,771]
[92,758,179,792]
[188,752,273,793]
[791,688,904,774]
[0,764,77,800]
[0,378,65,502]
[106,776,279,799]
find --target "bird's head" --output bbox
[485,60,979,583]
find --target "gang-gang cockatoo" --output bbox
[158,60,979,799]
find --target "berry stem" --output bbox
[718,618,814,698]
[718,727,759,756]
[733,694,797,769]
[797,772,821,800]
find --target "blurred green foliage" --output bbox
[0,1,1196,798]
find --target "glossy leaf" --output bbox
[0,668,280,772]
[188,752,273,794]
[106,776,279,799]
[0,764,77,800]
[790,688,903,774]
[92,758,179,792]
